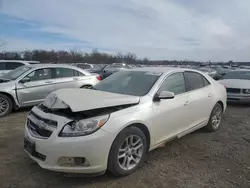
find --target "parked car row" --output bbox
[24,67,227,176]
[0,64,101,117]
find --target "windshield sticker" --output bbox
[145,72,162,76]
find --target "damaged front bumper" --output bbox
[24,106,114,174]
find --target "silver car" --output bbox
[0,64,101,117]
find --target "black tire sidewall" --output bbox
[80,85,91,89]
[207,103,223,132]
[0,94,13,117]
[108,126,147,177]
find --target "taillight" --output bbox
[96,75,102,81]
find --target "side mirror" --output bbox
[20,77,31,83]
[154,91,175,101]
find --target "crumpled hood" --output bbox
[219,79,250,89]
[43,88,140,112]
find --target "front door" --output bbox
[16,68,54,106]
[151,72,192,145]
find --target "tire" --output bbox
[0,94,13,118]
[108,126,147,177]
[206,103,223,132]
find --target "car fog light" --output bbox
[58,157,90,167]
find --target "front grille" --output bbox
[226,88,241,93]
[30,111,57,127]
[38,104,53,114]
[27,119,53,138]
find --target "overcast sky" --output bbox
[1,0,250,61]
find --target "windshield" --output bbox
[0,66,31,80]
[221,71,250,80]
[94,71,162,96]
[104,64,127,71]
[88,65,107,72]
[77,64,92,69]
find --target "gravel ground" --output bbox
[0,104,250,188]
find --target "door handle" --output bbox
[73,77,79,81]
[208,93,212,97]
[184,101,189,106]
[45,81,53,84]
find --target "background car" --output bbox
[219,69,250,103]
[24,67,227,177]
[0,64,101,117]
[89,63,131,79]
[0,60,40,75]
[74,63,94,70]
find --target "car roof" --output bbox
[25,63,91,75]
[27,63,76,68]
[128,66,193,73]
[230,69,250,72]
[0,60,40,64]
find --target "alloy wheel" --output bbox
[117,135,144,171]
[0,97,9,116]
[211,105,222,129]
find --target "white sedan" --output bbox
[219,69,250,103]
[24,67,227,176]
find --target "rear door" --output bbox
[184,71,214,128]
[52,67,86,90]
[16,68,54,106]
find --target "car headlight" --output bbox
[243,89,250,94]
[59,114,109,137]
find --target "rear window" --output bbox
[5,62,24,70]
[184,72,206,91]
[54,68,75,78]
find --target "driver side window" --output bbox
[158,73,186,95]
[25,68,52,81]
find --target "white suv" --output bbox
[0,60,40,75]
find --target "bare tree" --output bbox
[0,39,6,51]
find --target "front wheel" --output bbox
[0,94,13,118]
[108,126,147,177]
[206,103,223,132]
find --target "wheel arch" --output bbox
[0,92,17,109]
[217,100,224,111]
[111,122,151,152]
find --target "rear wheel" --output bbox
[206,103,223,132]
[0,94,13,118]
[108,126,147,177]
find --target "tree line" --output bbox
[0,49,149,64]
[0,48,249,65]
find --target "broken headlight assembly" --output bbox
[59,114,110,137]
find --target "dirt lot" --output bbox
[0,105,250,188]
